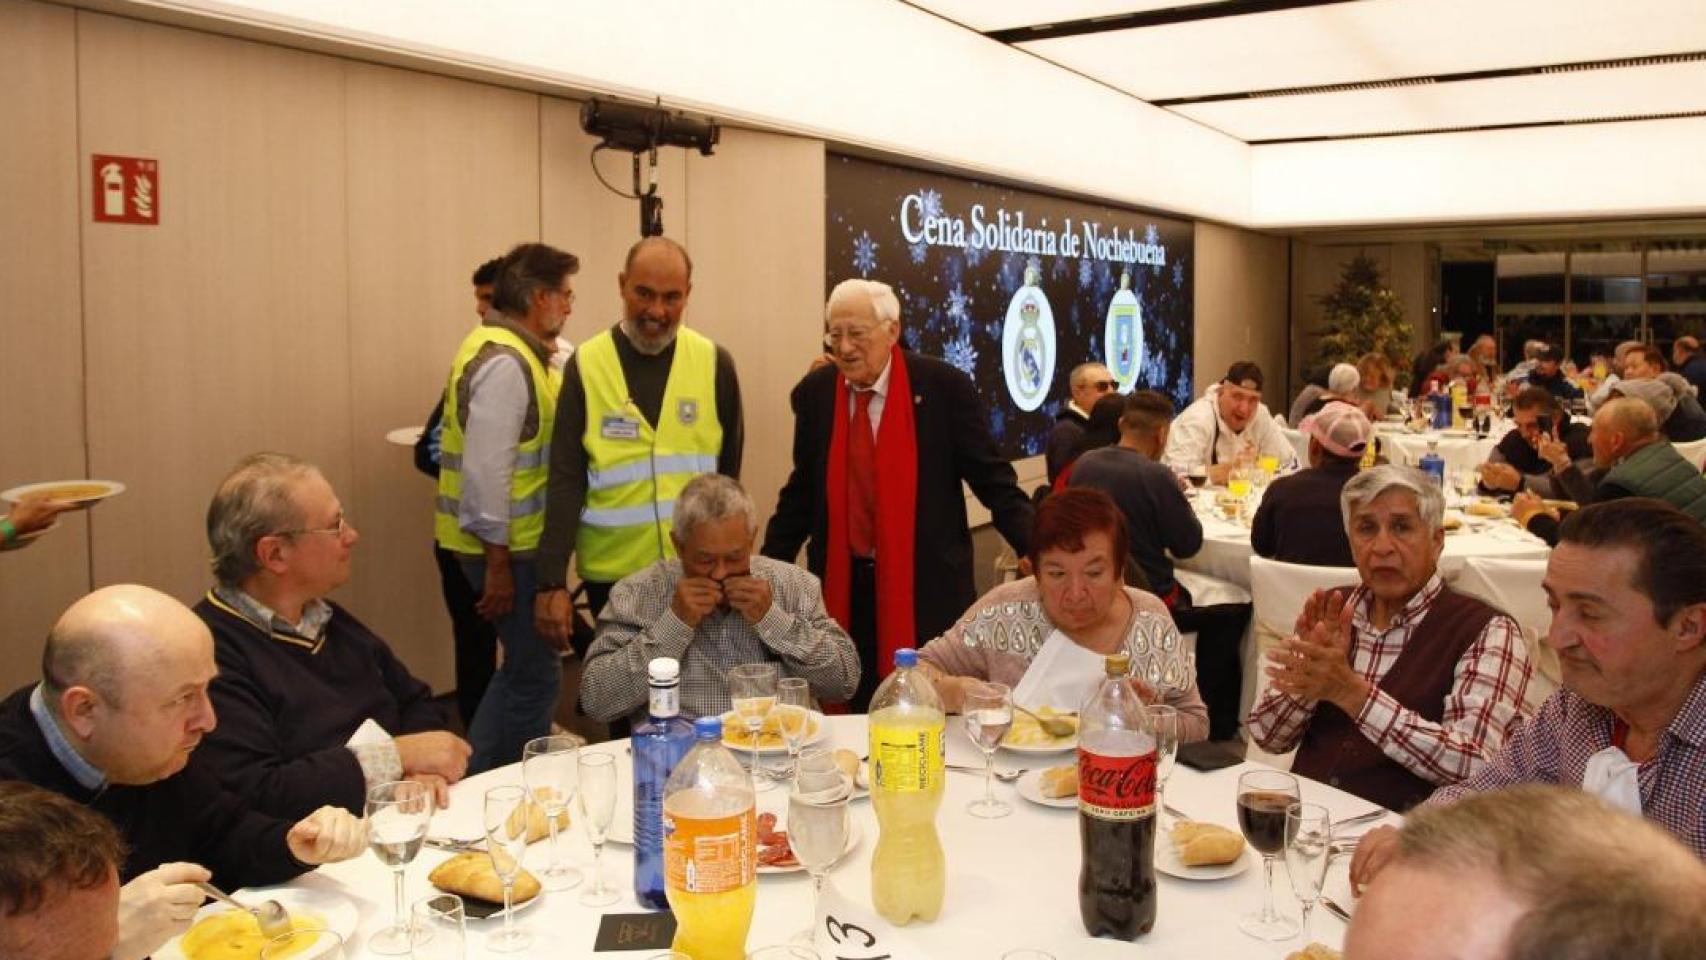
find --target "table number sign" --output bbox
[817,883,940,960]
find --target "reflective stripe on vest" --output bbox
[574,327,722,581]
[435,323,560,554]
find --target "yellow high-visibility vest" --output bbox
[575,327,721,581]
[435,322,560,555]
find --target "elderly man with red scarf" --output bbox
[764,279,1035,710]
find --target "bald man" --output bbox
[1674,334,1706,399]
[0,585,366,960]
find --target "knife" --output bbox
[424,837,484,854]
[1322,896,1354,924]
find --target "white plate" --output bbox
[758,820,863,875]
[385,425,425,446]
[1000,734,1078,755]
[1015,768,1077,809]
[1155,842,1253,881]
[0,479,125,507]
[720,710,829,755]
[155,886,357,960]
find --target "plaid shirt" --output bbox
[1248,575,1532,787]
[1430,671,1706,857]
[581,556,861,723]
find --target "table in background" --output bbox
[1375,423,1504,480]
[302,715,1385,959]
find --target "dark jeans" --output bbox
[1171,598,1253,742]
[461,557,560,773]
[433,544,497,728]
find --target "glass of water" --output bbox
[963,682,1014,819]
[364,780,432,955]
[409,894,465,960]
[787,769,851,944]
[578,751,620,907]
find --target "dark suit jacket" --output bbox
[761,352,1035,644]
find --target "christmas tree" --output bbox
[1315,254,1414,386]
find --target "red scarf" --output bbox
[824,346,918,687]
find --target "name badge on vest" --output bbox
[600,413,641,440]
[677,398,699,425]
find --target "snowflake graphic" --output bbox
[1078,257,1094,287]
[852,231,879,276]
[920,188,944,220]
[1051,257,1070,280]
[1173,260,1186,287]
[943,333,978,376]
[964,233,987,267]
[909,240,928,265]
[945,286,970,322]
[989,403,1007,438]
[1144,223,1160,247]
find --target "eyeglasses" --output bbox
[282,513,351,539]
[1090,379,1119,392]
[555,287,577,304]
[823,325,881,350]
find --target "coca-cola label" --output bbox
[1078,746,1156,821]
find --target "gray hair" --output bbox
[1070,362,1111,388]
[672,473,757,541]
[825,278,901,328]
[207,452,318,587]
[1524,339,1547,361]
[1340,464,1444,534]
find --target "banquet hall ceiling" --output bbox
[905,0,1706,143]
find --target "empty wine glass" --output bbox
[963,682,1014,819]
[786,768,850,944]
[1284,802,1332,945]
[773,677,812,784]
[481,785,533,953]
[522,734,583,891]
[1148,705,1180,826]
[1236,769,1301,941]
[578,751,619,907]
[262,929,343,959]
[409,894,465,960]
[364,780,433,955]
[729,662,780,790]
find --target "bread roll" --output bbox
[505,794,571,843]
[1285,944,1342,960]
[832,749,864,789]
[428,851,542,904]
[1466,500,1506,518]
[1168,820,1245,866]
[1038,764,1077,799]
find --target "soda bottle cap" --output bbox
[648,657,680,683]
[894,648,918,669]
[1105,652,1131,677]
[693,716,723,740]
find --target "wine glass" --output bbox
[1255,453,1279,490]
[522,734,583,891]
[1236,769,1301,941]
[578,751,619,907]
[364,780,433,955]
[786,764,851,944]
[1148,705,1180,827]
[1227,466,1253,523]
[1452,467,1478,504]
[481,785,534,953]
[729,662,780,790]
[262,930,343,959]
[409,894,465,960]
[963,682,1014,819]
[773,677,812,784]
[1284,802,1333,945]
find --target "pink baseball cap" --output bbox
[1300,400,1372,459]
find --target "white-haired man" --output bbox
[583,474,859,723]
[763,278,1034,709]
[1247,465,1533,811]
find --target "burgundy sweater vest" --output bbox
[1292,586,1497,812]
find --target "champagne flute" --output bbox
[261,930,343,959]
[963,682,1014,819]
[409,894,465,960]
[786,768,850,944]
[521,734,583,891]
[481,785,533,953]
[1148,705,1180,827]
[364,780,433,955]
[1284,802,1333,945]
[729,662,780,790]
[774,677,812,784]
[1236,769,1302,941]
[578,751,619,907]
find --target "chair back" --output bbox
[1451,556,1559,711]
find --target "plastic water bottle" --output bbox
[633,657,695,910]
[664,716,756,960]
[868,648,946,925]
[1419,439,1446,488]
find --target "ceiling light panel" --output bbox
[906,0,1189,34]
[1174,61,1706,141]
[1021,0,1706,101]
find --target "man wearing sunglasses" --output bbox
[1045,362,1118,485]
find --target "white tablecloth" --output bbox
[298,716,1386,959]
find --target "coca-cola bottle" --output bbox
[1077,651,1158,939]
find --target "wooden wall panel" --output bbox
[682,129,826,526]
[0,0,90,693]
[1195,222,1291,414]
[77,13,350,605]
[342,63,541,690]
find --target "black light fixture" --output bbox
[580,97,720,237]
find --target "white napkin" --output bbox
[1010,629,1106,713]
[345,717,392,748]
[1581,745,1643,815]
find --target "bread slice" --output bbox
[1038,763,1078,799]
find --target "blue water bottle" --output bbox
[1419,439,1446,488]
[632,656,695,909]
[1430,392,1452,430]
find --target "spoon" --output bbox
[196,882,292,940]
[1013,704,1076,739]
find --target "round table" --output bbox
[1375,423,1503,481]
[299,716,1384,959]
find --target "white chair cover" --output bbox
[1451,556,1559,712]
[1281,427,1311,467]
[1243,557,1362,768]
[1673,437,1706,470]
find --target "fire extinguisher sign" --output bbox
[91,155,159,225]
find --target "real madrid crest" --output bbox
[1001,258,1056,412]
[677,397,699,425]
[1105,270,1144,393]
